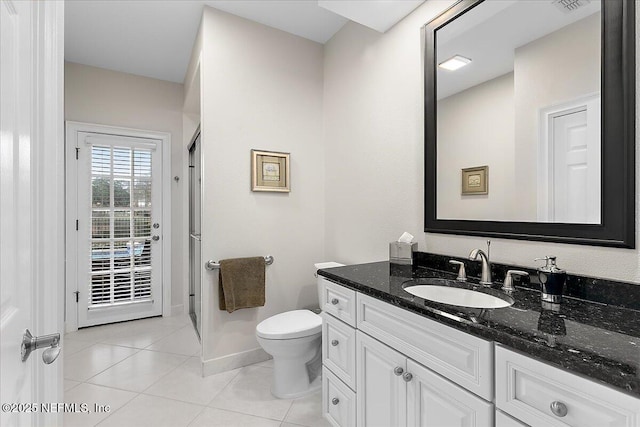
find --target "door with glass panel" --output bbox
[76,132,163,327]
[188,132,202,338]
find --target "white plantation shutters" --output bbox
[88,138,155,308]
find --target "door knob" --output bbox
[402,372,413,382]
[152,235,160,241]
[394,366,404,376]
[153,223,160,229]
[331,298,339,305]
[331,340,339,346]
[21,329,61,364]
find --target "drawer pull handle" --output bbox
[331,298,339,305]
[332,397,340,405]
[331,340,339,346]
[393,366,404,376]
[550,401,568,417]
[402,372,413,382]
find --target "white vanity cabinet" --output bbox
[319,277,494,427]
[357,331,493,427]
[320,277,358,427]
[319,277,640,427]
[495,346,640,427]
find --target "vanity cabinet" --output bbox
[320,277,494,427]
[320,277,358,427]
[319,277,640,427]
[357,331,493,427]
[495,410,527,427]
[495,346,640,427]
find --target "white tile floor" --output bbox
[64,315,329,427]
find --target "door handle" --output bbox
[152,235,160,241]
[21,329,61,364]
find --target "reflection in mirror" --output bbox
[435,0,601,223]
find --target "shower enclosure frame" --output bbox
[188,128,202,339]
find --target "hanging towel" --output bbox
[218,256,266,313]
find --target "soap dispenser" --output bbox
[535,256,567,303]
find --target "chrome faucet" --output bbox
[469,248,492,285]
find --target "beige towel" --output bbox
[218,257,266,313]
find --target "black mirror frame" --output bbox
[424,0,635,248]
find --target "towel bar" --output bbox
[205,255,274,271]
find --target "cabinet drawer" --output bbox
[496,410,528,427]
[323,366,356,427]
[319,277,356,327]
[357,293,493,400]
[322,312,356,390]
[496,346,640,427]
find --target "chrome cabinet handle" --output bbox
[402,372,413,382]
[151,235,160,241]
[331,298,339,305]
[393,366,404,376]
[21,329,61,364]
[331,397,339,405]
[331,340,339,346]
[550,401,568,417]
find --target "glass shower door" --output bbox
[188,132,202,339]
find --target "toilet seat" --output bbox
[256,310,321,340]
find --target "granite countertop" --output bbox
[318,261,640,398]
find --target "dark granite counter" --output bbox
[318,260,640,399]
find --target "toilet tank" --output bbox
[314,262,345,305]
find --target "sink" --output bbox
[403,280,513,309]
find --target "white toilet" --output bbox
[256,262,344,399]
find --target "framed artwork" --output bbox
[251,149,290,192]
[461,166,488,195]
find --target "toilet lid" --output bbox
[256,310,322,339]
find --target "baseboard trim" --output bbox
[202,347,270,377]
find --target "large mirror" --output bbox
[424,0,635,248]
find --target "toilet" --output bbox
[256,262,344,399]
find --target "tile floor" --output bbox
[64,314,329,427]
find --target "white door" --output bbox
[1,0,64,426]
[73,130,163,327]
[406,359,494,427]
[356,331,407,427]
[552,108,600,223]
[538,95,600,223]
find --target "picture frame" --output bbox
[251,149,290,192]
[461,166,488,195]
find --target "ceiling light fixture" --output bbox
[438,55,472,71]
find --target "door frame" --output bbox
[537,92,600,222]
[65,121,172,332]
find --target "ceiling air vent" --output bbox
[552,0,591,13]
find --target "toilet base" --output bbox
[271,375,321,399]
[258,333,322,399]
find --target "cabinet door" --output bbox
[406,359,494,427]
[356,331,407,427]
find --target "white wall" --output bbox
[323,1,640,283]
[64,62,186,310]
[198,7,325,368]
[513,13,600,219]
[437,72,516,220]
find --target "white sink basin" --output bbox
[404,285,513,309]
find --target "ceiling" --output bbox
[436,0,601,99]
[65,0,423,84]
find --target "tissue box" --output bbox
[389,242,417,265]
